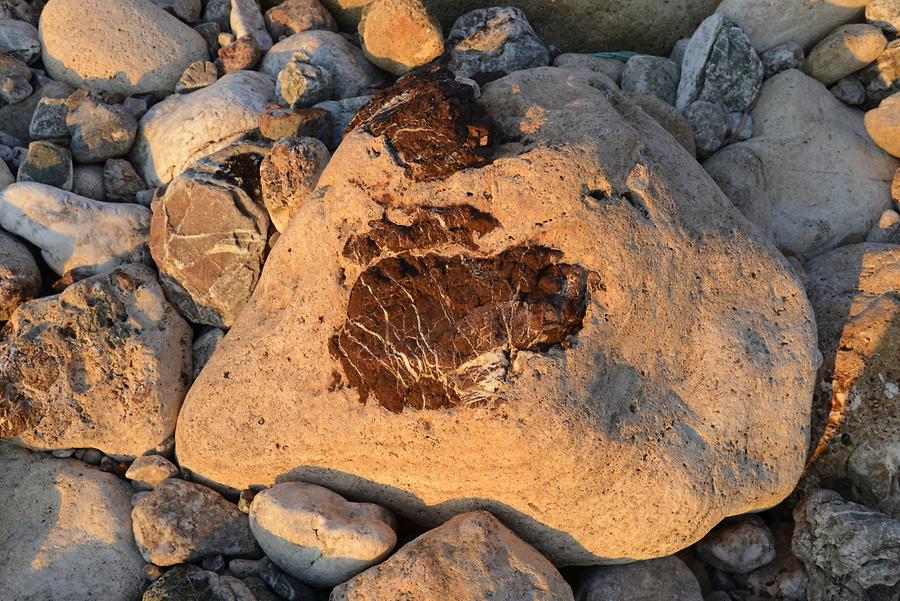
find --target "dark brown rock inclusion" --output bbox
[331,237,589,413]
[346,66,491,181]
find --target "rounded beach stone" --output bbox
[249,482,397,587]
[39,0,209,96]
[358,0,444,76]
[803,24,887,87]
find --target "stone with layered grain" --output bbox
[447,7,549,80]
[131,70,274,187]
[0,264,192,457]
[176,67,817,565]
[149,170,269,327]
[38,0,208,96]
[801,243,900,520]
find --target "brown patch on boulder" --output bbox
[330,244,588,412]
[217,35,262,74]
[343,204,500,264]
[346,66,490,180]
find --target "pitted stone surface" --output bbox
[177,67,818,565]
[0,264,192,457]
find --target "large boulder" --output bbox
[704,70,899,259]
[716,0,868,52]
[0,443,145,601]
[331,511,574,600]
[131,70,274,187]
[39,0,208,96]
[321,0,721,56]
[175,67,818,565]
[0,264,192,458]
[801,243,900,519]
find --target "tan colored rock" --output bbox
[0,443,145,601]
[176,67,817,565]
[0,264,192,458]
[803,24,887,86]
[322,0,721,56]
[249,482,397,587]
[132,478,260,566]
[866,93,900,159]
[265,0,337,39]
[332,511,573,600]
[358,0,443,76]
[802,243,900,520]
[39,0,208,96]
[0,182,151,276]
[260,136,330,232]
[126,454,179,490]
[716,0,868,52]
[894,168,900,204]
[150,171,269,327]
[704,70,899,259]
[131,70,274,187]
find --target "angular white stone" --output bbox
[0,182,150,276]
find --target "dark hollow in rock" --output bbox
[330,244,589,413]
[346,66,491,181]
[343,204,500,265]
[189,133,272,203]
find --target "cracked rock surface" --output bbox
[0,264,192,458]
[249,482,397,587]
[177,66,817,565]
[150,170,270,328]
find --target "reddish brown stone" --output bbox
[265,0,337,39]
[217,35,262,74]
[331,242,588,413]
[259,103,333,141]
[347,66,491,181]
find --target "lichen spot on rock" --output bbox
[330,244,589,413]
[346,66,491,181]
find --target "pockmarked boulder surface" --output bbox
[703,70,899,259]
[176,66,818,565]
[0,264,192,458]
[131,70,274,187]
[39,0,208,96]
[0,444,145,601]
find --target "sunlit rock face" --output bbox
[176,67,818,565]
[0,443,144,601]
